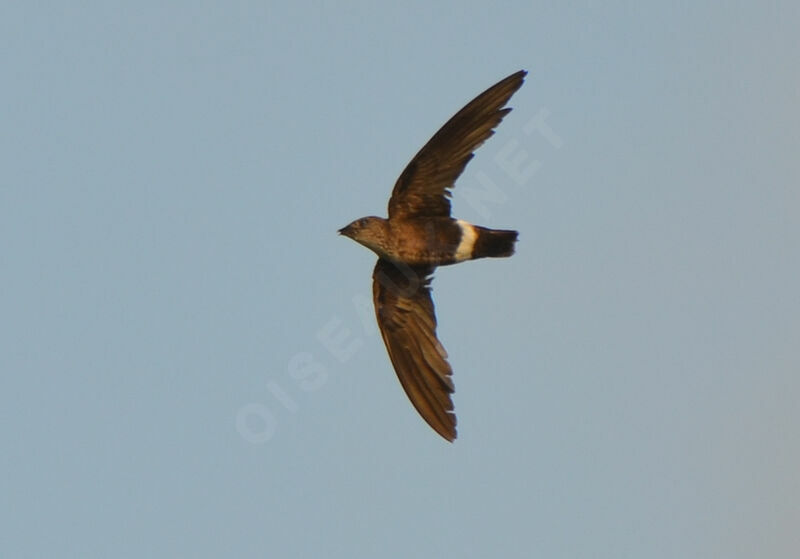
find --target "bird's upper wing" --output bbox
[387,70,527,219]
[372,258,456,441]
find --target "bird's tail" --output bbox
[472,227,518,259]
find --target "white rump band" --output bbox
[455,219,477,261]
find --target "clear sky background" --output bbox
[2,2,798,558]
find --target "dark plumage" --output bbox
[339,70,526,441]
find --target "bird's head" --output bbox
[338,216,389,255]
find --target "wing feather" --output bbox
[387,70,527,219]
[372,259,456,441]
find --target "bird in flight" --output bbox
[339,70,526,441]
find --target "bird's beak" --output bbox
[338,225,352,237]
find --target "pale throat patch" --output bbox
[455,219,478,261]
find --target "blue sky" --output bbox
[2,2,798,557]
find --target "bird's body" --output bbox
[339,70,526,441]
[341,216,517,266]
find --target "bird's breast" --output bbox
[386,218,467,266]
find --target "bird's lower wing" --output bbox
[372,259,456,441]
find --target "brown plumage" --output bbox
[339,70,526,441]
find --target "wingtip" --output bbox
[433,414,458,442]
[496,69,528,93]
[431,423,457,442]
